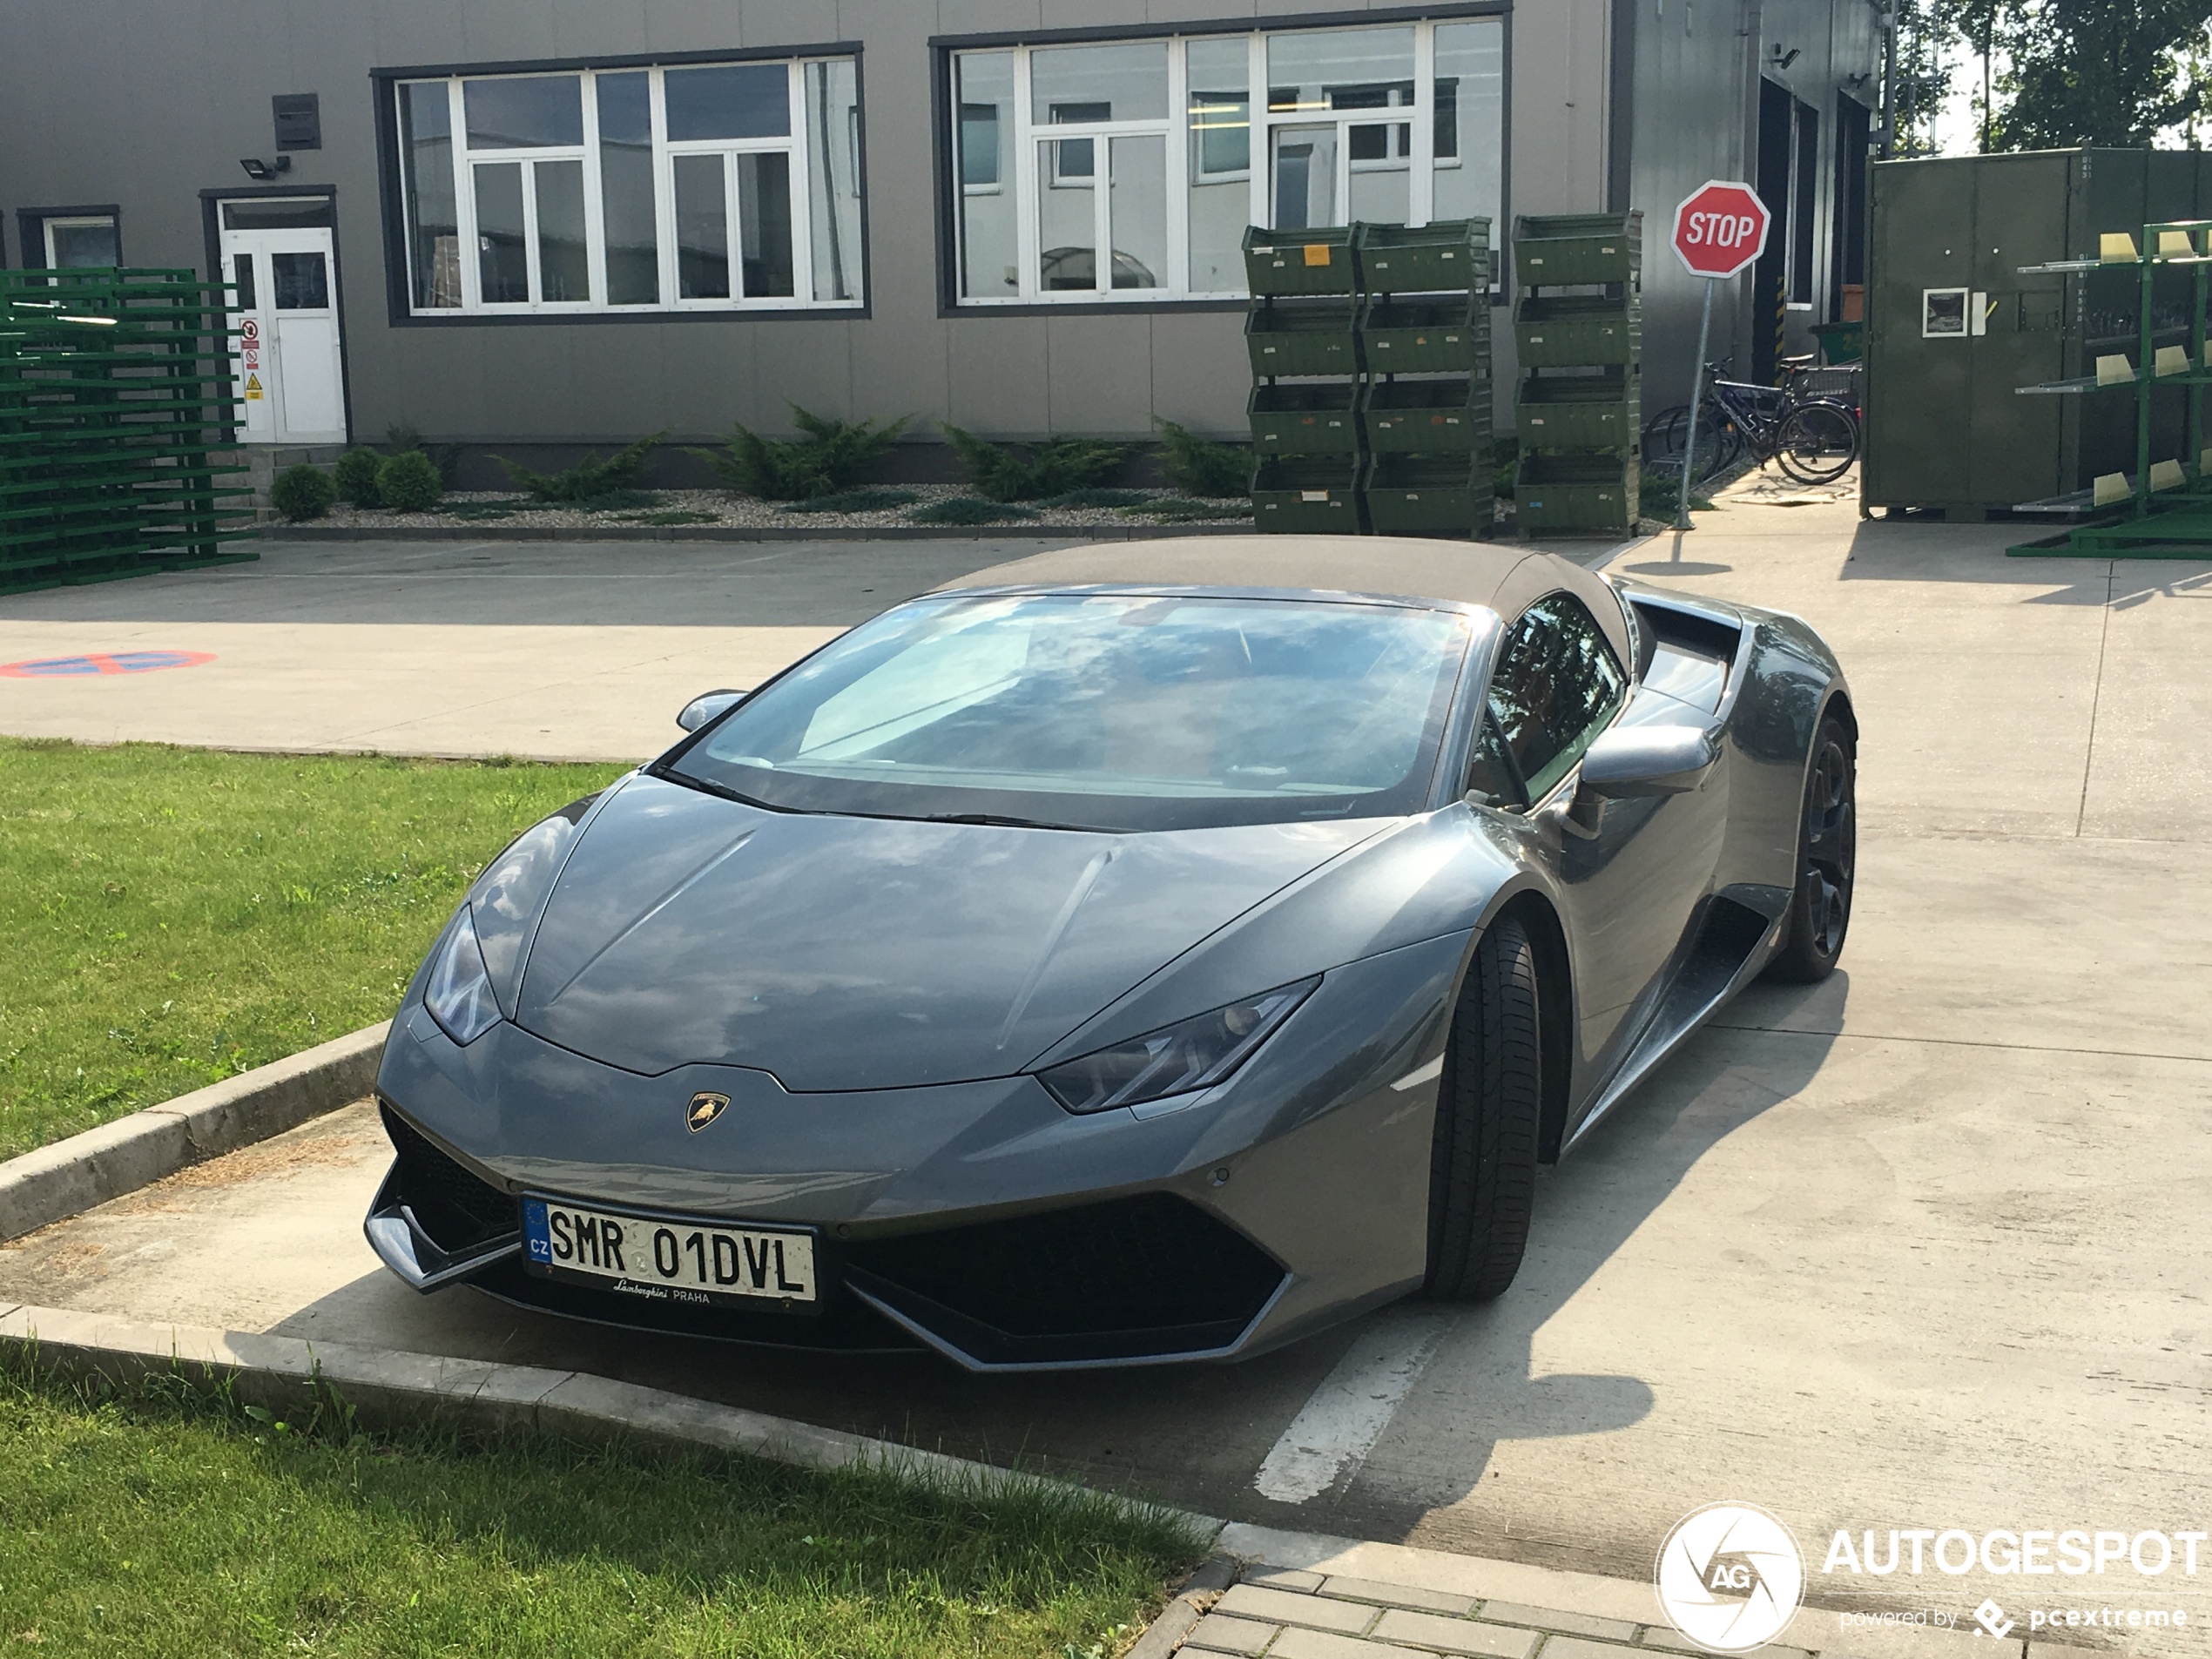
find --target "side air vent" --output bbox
[380,1103,519,1252]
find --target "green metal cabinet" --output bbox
[1864,146,2212,516]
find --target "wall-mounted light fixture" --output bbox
[239,156,293,182]
[1770,44,1803,69]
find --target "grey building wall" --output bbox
[1622,0,1878,408]
[0,0,1870,445]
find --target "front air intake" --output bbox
[846,1191,1285,1365]
[379,1103,518,1252]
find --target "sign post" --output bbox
[1668,181,1771,529]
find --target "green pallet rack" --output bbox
[1362,452,1494,534]
[1244,225,1356,295]
[1510,212,1642,534]
[1244,299,1359,378]
[1514,369,1638,449]
[1362,377,1490,452]
[1514,452,1640,532]
[1510,213,1642,287]
[1250,381,1361,455]
[1356,219,1492,295]
[1252,455,1362,529]
[1,266,256,595]
[1245,218,1494,536]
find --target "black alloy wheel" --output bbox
[1767,713,1856,981]
[1424,914,1542,1301]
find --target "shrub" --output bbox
[333,448,384,509]
[940,425,1130,502]
[387,423,462,485]
[779,487,921,515]
[497,430,666,502]
[376,449,443,512]
[268,463,335,523]
[689,405,913,501]
[1155,420,1251,498]
[907,496,1042,525]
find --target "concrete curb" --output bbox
[0,1301,1221,1537]
[264,521,1245,544]
[1127,1554,1239,1659]
[0,1022,388,1244]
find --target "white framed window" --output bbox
[394,55,864,316]
[42,213,121,269]
[951,17,1502,306]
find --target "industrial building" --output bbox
[0,1,1880,466]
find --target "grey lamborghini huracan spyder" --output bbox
[366,536,1855,1371]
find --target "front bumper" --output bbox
[368,929,1467,1370]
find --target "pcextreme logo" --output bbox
[1655,1502,1807,1653]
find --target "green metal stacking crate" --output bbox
[1361,452,1493,536]
[1359,297,1486,374]
[1,267,255,596]
[1250,381,1361,454]
[1513,294,1638,368]
[1245,300,1359,377]
[1354,220,1490,294]
[1243,226,1356,295]
[1362,378,1490,452]
[1514,453,1639,533]
[1515,372,1638,450]
[1511,213,1642,287]
[1251,456,1362,532]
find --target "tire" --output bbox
[1643,401,1743,481]
[1773,401,1860,484]
[1424,914,1542,1302]
[1766,712,1857,981]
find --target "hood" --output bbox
[510,774,1383,1089]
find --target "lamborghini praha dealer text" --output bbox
[366,537,1856,1371]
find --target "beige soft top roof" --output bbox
[934,535,1630,664]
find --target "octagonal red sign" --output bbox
[1671,180,1770,279]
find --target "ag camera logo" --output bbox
[1656,1502,1807,1653]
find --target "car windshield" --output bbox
[664,591,1474,832]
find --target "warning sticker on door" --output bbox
[244,373,263,401]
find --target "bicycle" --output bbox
[1643,357,1860,486]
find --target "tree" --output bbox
[1982,0,2211,149]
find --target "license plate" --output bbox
[522,1197,817,1309]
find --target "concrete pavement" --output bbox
[3,506,2210,1647]
[0,536,1053,762]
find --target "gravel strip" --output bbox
[310,484,1252,534]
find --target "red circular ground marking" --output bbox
[0,650,218,679]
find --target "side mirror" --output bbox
[676,689,746,732]
[1578,724,1717,798]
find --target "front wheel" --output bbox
[1773,401,1860,485]
[1425,915,1542,1301]
[1766,713,1857,981]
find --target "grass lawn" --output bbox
[0,739,627,1161]
[0,1358,1201,1657]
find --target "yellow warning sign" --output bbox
[244,373,263,401]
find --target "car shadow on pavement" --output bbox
[266,975,1845,1535]
[1300,974,1847,1553]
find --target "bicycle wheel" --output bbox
[1644,401,1742,481]
[1774,400,1859,484]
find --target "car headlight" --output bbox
[1037,978,1320,1115]
[424,906,501,1045]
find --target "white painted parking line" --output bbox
[1252,1306,1455,1504]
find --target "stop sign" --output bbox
[1671,180,1770,279]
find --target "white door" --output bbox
[219,199,347,443]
